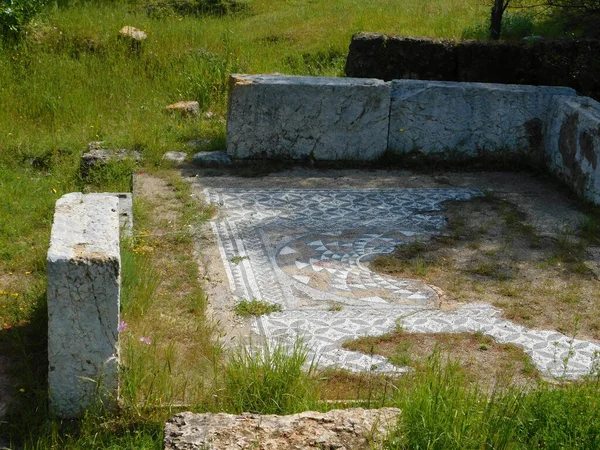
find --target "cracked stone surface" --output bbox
[47,193,121,418]
[226,74,391,160]
[164,408,400,450]
[205,184,600,379]
[388,80,575,156]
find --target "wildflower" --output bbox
[25,271,31,275]
[19,388,25,393]
[118,320,127,333]
[52,188,57,194]
[139,336,151,345]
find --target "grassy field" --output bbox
[1,0,598,448]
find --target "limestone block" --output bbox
[47,193,121,418]
[165,100,200,117]
[164,408,400,450]
[226,74,391,161]
[544,97,600,205]
[388,80,575,157]
[103,192,133,237]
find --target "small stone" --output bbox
[80,142,140,178]
[119,26,147,42]
[163,151,187,164]
[193,151,232,167]
[165,101,200,117]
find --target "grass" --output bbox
[221,339,318,414]
[234,299,282,317]
[344,329,540,390]
[385,351,600,450]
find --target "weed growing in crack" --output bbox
[234,299,282,317]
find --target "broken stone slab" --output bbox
[165,101,200,117]
[226,74,391,161]
[164,407,400,450]
[163,151,188,164]
[544,96,600,205]
[80,142,141,178]
[388,80,576,158]
[193,150,232,167]
[47,193,121,418]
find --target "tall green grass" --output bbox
[222,340,319,415]
[386,351,600,450]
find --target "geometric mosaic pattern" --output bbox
[206,188,600,379]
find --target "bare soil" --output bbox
[373,195,600,340]
[343,331,540,390]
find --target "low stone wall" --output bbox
[226,74,391,161]
[389,80,575,157]
[344,33,600,102]
[545,97,600,204]
[224,74,600,205]
[47,193,122,418]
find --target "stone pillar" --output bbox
[47,193,121,418]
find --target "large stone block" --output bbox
[226,74,391,161]
[47,193,121,418]
[544,97,600,204]
[388,80,575,158]
[164,408,400,450]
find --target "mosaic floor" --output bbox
[206,188,600,379]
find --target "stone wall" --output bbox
[545,97,600,204]
[226,74,391,161]
[345,33,600,102]
[224,74,600,205]
[388,80,575,158]
[47,193,121,418]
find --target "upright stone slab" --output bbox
[47,193,121,418]
[544,96,600,205]
[226,74,391,161]
[388,80,575,158]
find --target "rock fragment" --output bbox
[164,407,400,450]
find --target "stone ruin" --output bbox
[44,72,600,429]
[226,74,600,206]
[47,192,131,418]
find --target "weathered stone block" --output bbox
[164,408,400,450]
[544,97,600,204]
[47,193,121,418]
[388,80,575,157]
[226,74,391,161]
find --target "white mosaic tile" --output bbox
[207,188,600,379]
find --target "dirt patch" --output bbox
[344,331,540,390]
[129,171,221,401]
[372,195,600,340]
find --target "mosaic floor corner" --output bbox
[206,187,600,379]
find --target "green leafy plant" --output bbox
[1,0,46,42]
